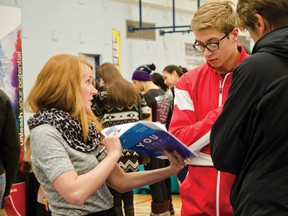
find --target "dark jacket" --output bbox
[0,89,20,196]
[210,26,288,215]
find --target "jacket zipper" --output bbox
[218,75,228,107]
[216,74,229,216]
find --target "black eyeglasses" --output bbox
[193,31,232,52]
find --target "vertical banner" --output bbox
[0,26,25,215]
[112,29,122,73]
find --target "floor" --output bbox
[0,209,6,216]
[134,193,181,216]
[0,194,182,216]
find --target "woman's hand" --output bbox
[163,150,188,176]
[103,132,122,159]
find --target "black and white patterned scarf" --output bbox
[28,108,101,153]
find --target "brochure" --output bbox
[101,121,197,159]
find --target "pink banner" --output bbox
[0,27,25,216]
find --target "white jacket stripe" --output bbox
[174,88,195,111]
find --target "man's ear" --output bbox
[255,14,266,35]
[231,27,239,43]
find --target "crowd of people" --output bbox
[1,0,288,215]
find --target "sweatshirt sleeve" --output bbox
[210,60,260,174]
[0,91,20,196]
[169,76,222,152]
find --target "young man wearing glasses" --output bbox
[168,1,249,215]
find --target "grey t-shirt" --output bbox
[30,124,113,216]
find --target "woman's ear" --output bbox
[172,70,178,77]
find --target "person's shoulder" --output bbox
[177,64,209,86]
[182,64,209,78]
[95,87,108,99]
[156,88,166,95]
[0,90,13,115]
[98,86,107,91]
[0,89,10,102]
[147,88,165,96]
[143,90,156,101]
[30,124,66,152]
[31,124,61,139]
[238,52,271,70]
[234,53,268,79]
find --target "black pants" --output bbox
[108,186,134,207]
[144,157,168,202]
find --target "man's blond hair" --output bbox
[191,0,236,34]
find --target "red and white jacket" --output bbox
[169,46,249,216]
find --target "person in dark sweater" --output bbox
[210,0,288,215]
[0,89,20,209]
[92,62,150,216]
